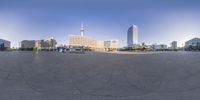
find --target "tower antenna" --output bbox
[80,22,84,36]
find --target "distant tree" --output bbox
[132,44,140,50]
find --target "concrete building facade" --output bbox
[21,40,36,49]
[68,23,119,52]
[185,38,200,51]
[104,40,119,51]
[95,41,105,51]
[68,35,97,50]
[0,39,11,50]
[43,37,57,49]
[68,35,119,52]
[35,40,45,50]
[21,37,57,50]
[152,44,168,51]
[170,41,177,50]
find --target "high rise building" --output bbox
[127,25,138,47]
[171,41,177,50]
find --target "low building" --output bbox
[68,35,97,50]
[185,38,200,51]
[21,40,36,49]
[152,44,168,51]
[36,37,57,50]
[44,37,57,49]
[0,39,11,50]
[96,41,105,51]
[68,35,119,52]
[21,37,57,51]
[104,40,119,51]
[35,40,45,50]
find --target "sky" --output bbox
[0,0,200,47]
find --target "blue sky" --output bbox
[0,0,200,47]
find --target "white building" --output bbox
[21,40,36,48]
[0,39,11,50]
[127,25,138,47]
[152,44,168,51]
[170,41,177,50]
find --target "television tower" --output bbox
[80,22,84,36]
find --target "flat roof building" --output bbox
[21,37,57,50]
[21,40,36,48]
[69,35,97,49]
[68,23,119,52]
[0,39,11,50]
[127,25,138,47]
[170,41,177,50]
[185,38,200,51]
[104,40,119,51]
[152,44,168,51]
[43,37,57,49]
[68,35,119,51]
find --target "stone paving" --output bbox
[0,51,200,100]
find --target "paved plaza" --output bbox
[0,51,200,100]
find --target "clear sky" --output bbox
[0,0,200,47]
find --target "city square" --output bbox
[0,51,200,100]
